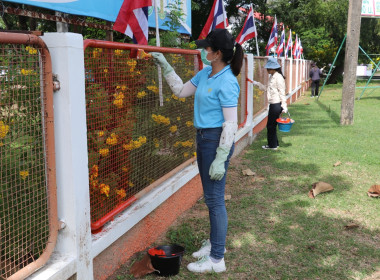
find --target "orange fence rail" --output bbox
[0,32,58,280]
[83,40,203,232]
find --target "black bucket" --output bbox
[149,244,185,277]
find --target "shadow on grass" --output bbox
[315,99,341,125]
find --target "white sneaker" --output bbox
[192,239,226,258]
[187,256,226,273]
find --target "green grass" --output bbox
[108,84,380,280]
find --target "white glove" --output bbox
[151,52,173,77]
[282,107,288,114]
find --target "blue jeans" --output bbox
[196,127,234,259]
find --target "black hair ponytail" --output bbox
[230,43,244,76]
[219,43,244,76]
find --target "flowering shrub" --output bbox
[0,44,50,274]
[84,47,197,225]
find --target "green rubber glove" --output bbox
[209,146,230,181]
[151,52,174,77]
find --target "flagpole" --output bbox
[154,0,164,106]
[223,0,227,28]
[252,4,260,56]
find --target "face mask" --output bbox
[201,49,212,66]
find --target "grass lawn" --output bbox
[108,83,380,280]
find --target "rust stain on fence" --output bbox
[0,33,58,279]
[83,40,201,232]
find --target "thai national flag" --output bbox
[113,0,152,45]
[298,38,303,58]
[265,15,278,55]
[292,34,298,58]
[276,28,285,57]
[235,5,257,45]
[198,0,229,39]
[284,29,292,58]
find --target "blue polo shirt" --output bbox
[190,65,240,129]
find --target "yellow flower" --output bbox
[21,69,34,75]
[153,138,160,148]
[172,94,179,100]
[177,117,181,121]
[114,49,123,56]
[152,114,170,125]
[0,121,9,139]
[121,85,127,91]
[181,140,194,147]
[128,181,134,187]
[166,98,170,102]
[104,68,109,73]
[98,131,104,137]
[123,143,133,150]
[113,98,123,108]
[179,98,185,102]
[147,85,159,94]
[138,136,147,144]
[20,170,29,180]
[106,133,118,145]
[91,165,99,178]
[122,166,129,172]
[186,121,193,127]
[183,152,189,158]
[174,141,180,147]
[0,142,3,147]
[133,140,142,149]
[137,90,147,98]
[99,148,109,156]
[116,189,127,198]
[113,92,124,108]
[100,184,110,197]
[25,46,38,55]
[169,125,177,133]
[193,152,197,157]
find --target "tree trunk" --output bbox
[341,0,363,125]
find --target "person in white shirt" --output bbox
[253,57,288,150]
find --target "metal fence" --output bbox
[83,41,206,232]
[0,33,58,280]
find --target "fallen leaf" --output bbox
[304,103,310,105]
[344,223,359,230]
[224,194,232,201]
[333,161,342,167]
[308,181,334,198]
[242,168,256,176]
[367,185,380,198]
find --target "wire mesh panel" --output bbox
[0,34,57,279]
[84,42,200,231]
[253,57,269,115]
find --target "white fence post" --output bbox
[39,33,93,280]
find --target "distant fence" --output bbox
[0,33,58,280]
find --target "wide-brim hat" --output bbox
[264,57,281,69]
[195,29,235,50]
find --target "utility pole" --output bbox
[341,0,362,125]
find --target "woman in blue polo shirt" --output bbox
[152,28,244,274]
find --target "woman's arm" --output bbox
[151,52,196,98]
[252,80,267,92]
